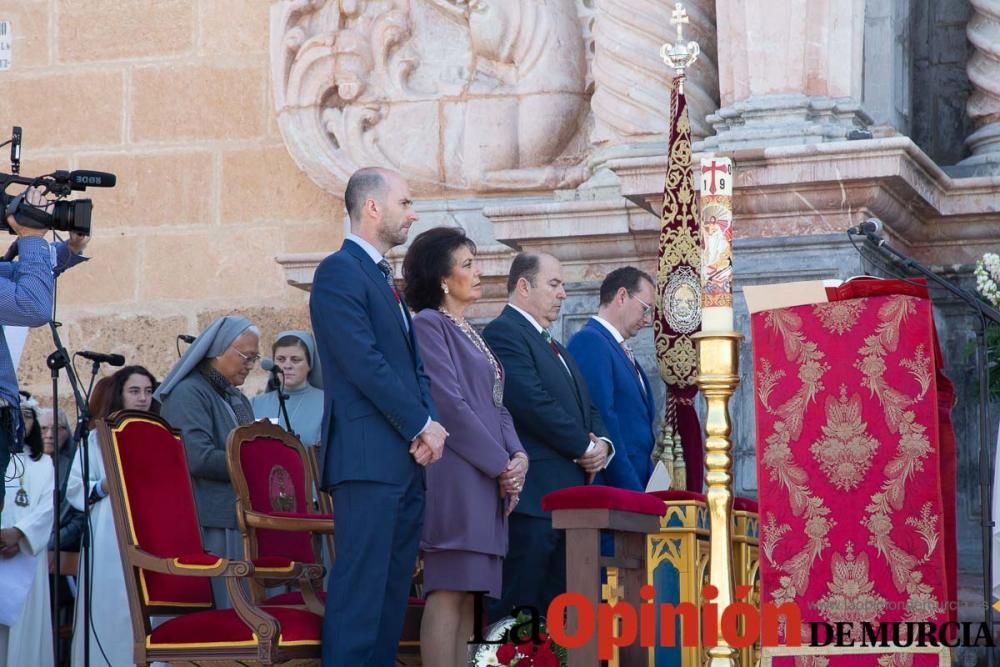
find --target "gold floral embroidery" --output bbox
[900,344,932,400]
[761,512,791,566]
[813,300,866,335]
[904,502,940,565]
[854,295,941,620]
[814,542,888,639]
[810,386,879,491]
[756,358,786,412]
[759,310,835,606]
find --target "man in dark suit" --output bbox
[567,267,658,491]
[483,251,612,620]
[310,167,448,666]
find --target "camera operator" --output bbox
[0,187,88,513]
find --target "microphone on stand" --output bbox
[76,350,125,366]
[261,358,296,437]
[176,334,196,358]
[846,218,885,247]
[847,218,883,237]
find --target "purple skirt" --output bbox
[422,549,502,599]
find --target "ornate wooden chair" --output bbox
[226,420,425,660]
[225,420,333,613]
[97,410,324,666]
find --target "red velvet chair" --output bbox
[96,410,324,666]
[226,420,333,614]
[226,420,425,659]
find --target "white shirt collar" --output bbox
[508,303,546,334]
[346,233,385,265]
[592,315,625,344]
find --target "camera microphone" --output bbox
[847,218,883,236]
[77,350,126,367]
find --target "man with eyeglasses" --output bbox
[157,315,260,604]
[567,267,658,491]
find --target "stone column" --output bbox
[960,0,1000,173]
[589,0,718,168]
[701,0,872,150]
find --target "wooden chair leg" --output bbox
[564,527,600,667]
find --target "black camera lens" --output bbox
[51,199,91,235]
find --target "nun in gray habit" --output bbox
[156,315,259,603]
[251,330,324,447]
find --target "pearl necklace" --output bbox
[438,308,504,408]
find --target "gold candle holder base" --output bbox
[692,331,742,667]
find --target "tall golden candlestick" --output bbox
[693,330,741,667]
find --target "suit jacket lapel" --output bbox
[344,241,413,350]
[588,319,648,400]
[504,307,586,419]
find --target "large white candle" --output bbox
[699,157,734,332]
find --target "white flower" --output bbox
[975,253,1000,307]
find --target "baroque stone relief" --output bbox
[271,0,594,195]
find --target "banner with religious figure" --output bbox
[653,73,704,492]
[752,279,957,666]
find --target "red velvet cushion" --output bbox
[648,490,707,503]
[253,557,295,571]
[174,553,223,567]
[541,486,667,516]
[114,418,212,607]
[147,606,320,647]
[734,497,759,513]
[238,436,316,565]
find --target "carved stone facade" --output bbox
[271,0,594,194]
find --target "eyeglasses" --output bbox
[631,293,654,318]
[233,348,261,366]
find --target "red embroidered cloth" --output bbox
[752,279,957,665]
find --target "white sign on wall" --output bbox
[0,22,11,71]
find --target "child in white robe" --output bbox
[0,444,55,667]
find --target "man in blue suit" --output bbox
[567,267,657,491]
[310,167,448,666]
[483,252,612,621]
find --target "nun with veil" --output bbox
[156,315,260,605]
[251,330,324,447]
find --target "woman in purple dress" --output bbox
[404,227,528,666]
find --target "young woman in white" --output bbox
[67,365,157,667]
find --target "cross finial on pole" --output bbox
[671,2,689,43]
[660,1,700,89]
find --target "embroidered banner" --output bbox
[653,75,703,491]
[752,280,957,666]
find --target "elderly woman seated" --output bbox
[156,315,260,606]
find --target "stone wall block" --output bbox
[57,0,194,62]
[0,70,124,148]
[55,235,139,306]
[198,0,268,56]
[142,230,287,301]
[131,64,265,142]
[75,150,215,227]
[5,1,51,69]
[220,145,339,224]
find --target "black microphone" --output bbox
[847,218,883,236]
[68,170,117,189]
[261,357,283,375]
[177,334,196,344]
[77,350,125,366]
